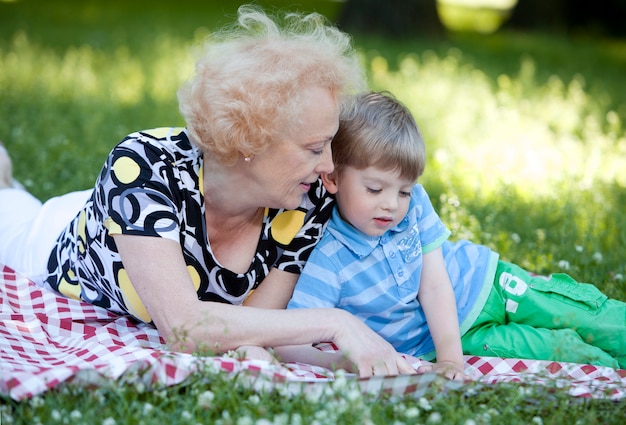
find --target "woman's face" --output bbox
[249,86,339,210]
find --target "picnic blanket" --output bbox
[1,264,625,401]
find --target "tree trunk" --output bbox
[504,0,626,37]
[337,0,445,38]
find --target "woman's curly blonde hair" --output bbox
[177,4,366,165]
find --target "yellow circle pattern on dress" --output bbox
[198,164,204,196]
[117,268,152,323]
[104,216,123,236]
[77,210,87,255]
[187,265,201,291]
[144,127,178,138]
[58,275,82,301]
[112,156,141,184]
[271,210,306,245]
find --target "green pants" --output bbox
[462,261,626,369]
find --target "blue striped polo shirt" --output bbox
[288,184,498,359]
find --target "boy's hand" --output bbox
[417,361,467,381]
[234,345,278,364]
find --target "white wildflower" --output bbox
[477,412,491,423]
[592,252,603,263]
[575,245,583,253]
[203,360,220,374]
[427,412,442,423]
[558,260,570,270]
[51,410,62,421]
[102,418,117,425]
[394,404,406,414]
[197,390,215,408]
[614,273,623,281]
[519,386,534,397]
[532,417,543,425]
[236,416,253,425]
[277,413,293,425]
[511,233,521,243]
[332,370,348,392]
[181,411,193,420]
[290,413,303,425]
[314,409,330,422]
[345,388,362,402]
[487,408,500,417]
[143,403,154,415]
[30,396,44,408]
[70,410,82,420]
[464,387,478,397]
[418,397,432,411]
[405,407,420,418]
[464,420,477,425]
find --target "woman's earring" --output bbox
[244,157,251,163]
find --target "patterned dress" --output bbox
[44,127,334,323]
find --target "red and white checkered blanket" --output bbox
[1,264,625,401]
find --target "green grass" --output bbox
[1,0,625,423]
[3,369,624,425]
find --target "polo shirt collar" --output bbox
[326,204,413,258]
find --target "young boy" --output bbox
[281,91,625,378]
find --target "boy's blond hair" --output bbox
[332,91,426,182]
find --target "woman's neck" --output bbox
[202,160,264,233]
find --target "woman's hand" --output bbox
[331,310,416,378]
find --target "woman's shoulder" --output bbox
[114,127,200,163]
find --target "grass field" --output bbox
[1,0,625,423]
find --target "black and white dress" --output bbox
[44,127,334,323]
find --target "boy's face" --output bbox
[330,165,415,237]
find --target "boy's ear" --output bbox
[321,171,339,194]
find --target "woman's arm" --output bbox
[243,267,298,309]
[417,246,467,380]
[113,234,414,377]
[239,268,304,362]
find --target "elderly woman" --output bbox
[0,5,414,377]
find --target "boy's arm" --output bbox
[273,344,356,372]
[417,246,467,380]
